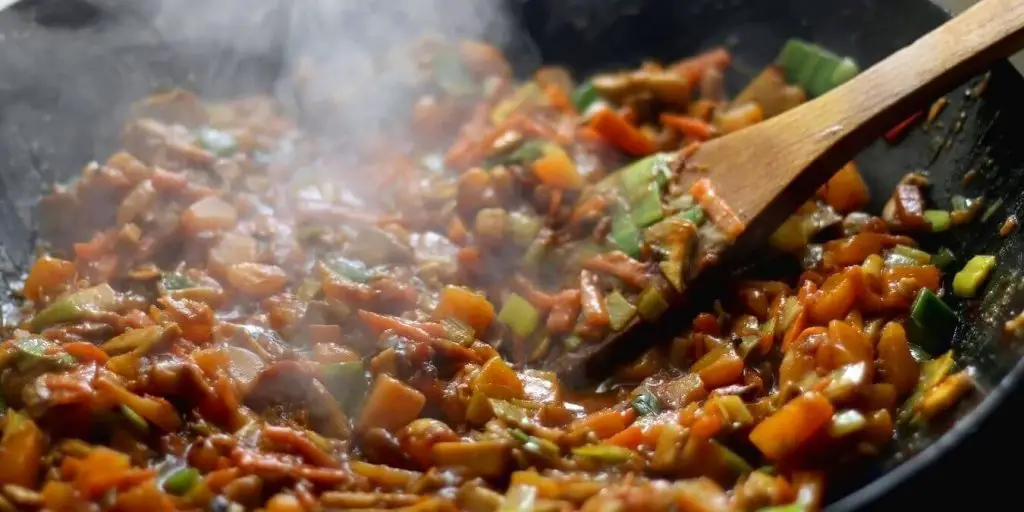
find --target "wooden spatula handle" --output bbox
[704,0,1024,251]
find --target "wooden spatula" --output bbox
[553,0,1024,383]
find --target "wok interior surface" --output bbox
[2,0,1024,508]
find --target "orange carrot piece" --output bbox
[543,83,575,113]
[817,162,870,214]
[546,289,582,335]
[73,447,133,499]
[432,285,496,336]
[672,47,732,83]
[475,356,525,399]
[882,265,941,293]
[675,477,733,512]
[715,102,764,134]
[807,268,861,324]
[579,269,611,328]
[694,347,744,389]
[357,310,443,344]
[572,408,630,439]
[22,255,76,302]
[660,113,717,141]
[749,392,834,461]
[589,108,656,156]
[263,426,341,468]
[690,178,744,238]
[357,374,426,432]
[605,425,643,448]
[62,342,110,364]
[531,147,584,190]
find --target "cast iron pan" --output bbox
[0,0,1022,509]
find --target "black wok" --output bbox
[0,0,1022,509]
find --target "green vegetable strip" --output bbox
[923,210,952,232]
[571,82,599,113]
[892,245,931,265]
[775,38,859,97]
[498,293,541,338]
[572,444,635,463]
[953,255,996,297]
[630,185,665,228]
[605,291,638,331]
[932,247,956,269]
[637,285,670,321]
[909,289,957,354]
[609,212,642,258]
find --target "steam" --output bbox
[149,0,521,144]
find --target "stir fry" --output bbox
[6,38,978,511]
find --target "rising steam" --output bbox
[149,0,521,143]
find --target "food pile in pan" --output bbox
[5,38,981,511]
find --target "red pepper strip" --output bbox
[884,111,923,143]
[690,178,745,239]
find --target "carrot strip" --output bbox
[672,47,732,83]
[589,108,656,156]
[579,270,610,328]
[660,113,717,141]
[62,342,110,364]
[606,424,645,448]
[357,310,446,343]
[690,178,744,238]
[582,251,650,289]
[263,426,341,468]
[572,408,629,439]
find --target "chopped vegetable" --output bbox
[908,289,958,354]
[498,293,541,338]
[196,126,238,157]
[932,247,956,269]
[606,291,638,331]
[631,391,661,416]
[952,255,996,297]
[572,444,636,464]
[163,467,200,495]
[30,284,119,331]
[636,284,670,321]
[923,210,952,232]
[775,39,859,96]
[749,393,833,461]
[5,37,982,510]
[357,374,426,432]
[571,81,599,113]
[433,285,496,336]
[321,361,369,413]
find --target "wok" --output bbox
[0,0,1022,509]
